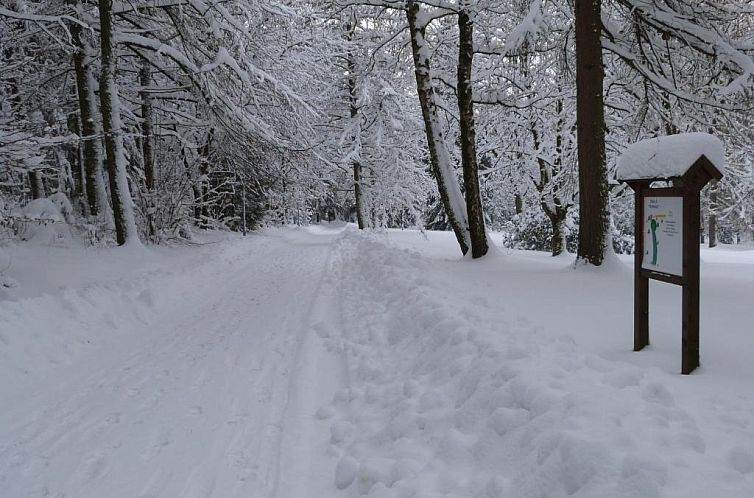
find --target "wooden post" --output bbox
[682,191,701,374]
[633,184,649,350]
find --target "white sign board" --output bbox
[643,196,683,277]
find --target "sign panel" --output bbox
[642,196,683,276]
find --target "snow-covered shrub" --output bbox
[610,191,635,255]
[512,209,577,253]
[13,198,71,245]
[611,222,635,255]
[48,192,75,224]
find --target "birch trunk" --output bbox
[406,0,470,255]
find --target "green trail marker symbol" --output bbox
[649,217,658,265]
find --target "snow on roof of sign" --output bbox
[615,132,724,181]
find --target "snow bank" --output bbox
[322,230,754,497]
[616,133,724,181]
[0,232,247,398]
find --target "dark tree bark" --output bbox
[178,140,200,224]
[28,170,44,199]
[406,0,470,255]
[196,129,214,228]
[575,0,610,265]
[352,158,366,229]
[514,194,523,215]
[139,60,157,239]
[457,5,488,258]
[139,62,156,192]
[98,0,138,245]
[345,19,366,230]
[549,210,567,255]
[530,103,570,257]
[66,111,85,211]
[71,17,107,218]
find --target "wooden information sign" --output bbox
[616,133,724,374]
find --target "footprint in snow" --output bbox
[729,446,754,474]
[641,382,675,407]
[312,322,330,338]
[602,369,643,389]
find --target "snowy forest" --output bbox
[1,0,753,257]
[2,1,754,498]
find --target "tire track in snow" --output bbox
[272,229,349,498]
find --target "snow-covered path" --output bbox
[0,228,343,498]
[3,227,754,498]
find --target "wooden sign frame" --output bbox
[625,156,722,374]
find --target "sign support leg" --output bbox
[635,276,649,351]
[682,194,700,374]
[634,186,649,350]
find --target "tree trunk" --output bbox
[530,112,570,257]
[699,219,705,244]
[28,170,44,199]
[353,160,366,229]
[708,182,718,248]
[139,63,156,192]
[457,5,488,258]
[546,208,568,256]
[139,60,157,240]
[406,0,470,255]
[196,129,213,228]
[71,15,110,221]
[178,141,200,224]
[514,193,523,215]
[575,0,609,265]
[66,111,85,212]
[98,0,139,245]
[346,19,366,230]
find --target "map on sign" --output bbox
[643,196,683,277]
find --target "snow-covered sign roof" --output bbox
[616,133,724,181]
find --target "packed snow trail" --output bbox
[0,227,344,498]
[324,231,754,498]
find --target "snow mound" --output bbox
[616,133,724,181]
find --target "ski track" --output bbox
[0,228,343,498]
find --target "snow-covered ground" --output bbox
[1,226,753,497]
[0,228,343,498]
